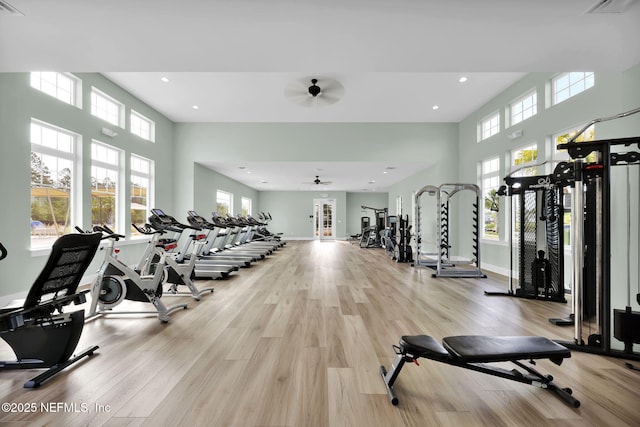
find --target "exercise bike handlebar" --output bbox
[131,223,165,235]
[92,225,125,241]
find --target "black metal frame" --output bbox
[380,336,580,408]
[556,136,640,361]
[0,233,102,388]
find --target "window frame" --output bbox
[30,72,82,107]
[130,109,156,142]
[91,140,124,233]
[30,119,80,249]
[478,112,500,142]
[91,87,125,128]
[509,90,537,127]
[551,72,595,106]
[130,154,154,238]
[510,143,539,177]
[241,196,252,217]
[216,190,233,217]
[480,156,501,241]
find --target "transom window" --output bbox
[30,120,78,248]
[478,112,500,142]
[130,110,155,142]
[217,190,233,217]
[481,157,500,239]
[510,91,537,126]
[91,87,124,127]
[30,72,81,107]
[131,155,153,236]
[552,72,594,105]
[91,141,123,232]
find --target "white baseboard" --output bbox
[481,262,510,278]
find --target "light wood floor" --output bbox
[1,240,639,426]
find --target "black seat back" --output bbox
[22,233,102,309]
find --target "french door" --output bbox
[313,198,336,240]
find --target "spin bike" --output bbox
[84,226,187,323]
[133,222,215,300]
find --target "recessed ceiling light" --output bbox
[432,105,439,110]
[261,180,268,184]
[385,166,397,170]
[383,171,388,174]
[161,77,169,83]
[368,180,376,184]
[238,166,246,169]
[459,76,468,83]
[192,105,199,110]
[246,171,252,174]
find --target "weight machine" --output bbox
[413,183,486,278]
[485,171,568,302]
[556,107,640,361]
[359,206,387,248]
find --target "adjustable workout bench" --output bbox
[380,335,580,408]
[0,233,102,388]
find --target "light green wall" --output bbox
[345,192,389,236]
[192,163,258,224]
[0,73,175,298]
[173,122,460,229]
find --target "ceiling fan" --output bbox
[303,175,332,186]
[284,76,345,107]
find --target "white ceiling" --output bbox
[2,0,640,192]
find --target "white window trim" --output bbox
[217,190,233,216]
[551,72,595,106]
[509,89,537,127]
[30,119,81,249]
[480,156,501,241]
[477,112,500,142]
[91,87,125,128]
[91,140,125,234]
[130,109,156,142]
[30,72,83,108]
[510,142,539,177]
[130,154,154,239]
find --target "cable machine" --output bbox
[485,171,568,302]
[557,107,640,361]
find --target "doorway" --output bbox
[313,198,336,240]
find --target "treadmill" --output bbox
[148,209,238,279]
[186,210,258,266]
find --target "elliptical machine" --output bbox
[83,226,187,323]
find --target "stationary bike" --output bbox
[133,222,214,300]
[82,226,188,323]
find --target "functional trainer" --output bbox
[380,334,580,408]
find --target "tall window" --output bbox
[552,125,595,247]
[30,120,78,248]
[91,87,124,127]
[131,155,153,236]
[511,144,538,177]
[30,72,81,107]
[552,72,594,105]
[217,190,233,217]
[130,110,155,142]
[510,90,537,126]
[91,141,122,231]
[481,157,500,240]
[241,197,252,217]
[478,112,500,142]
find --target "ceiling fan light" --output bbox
[308,81,322,97]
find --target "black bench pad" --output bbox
[400,335,451,361]
[442,335,570,363]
